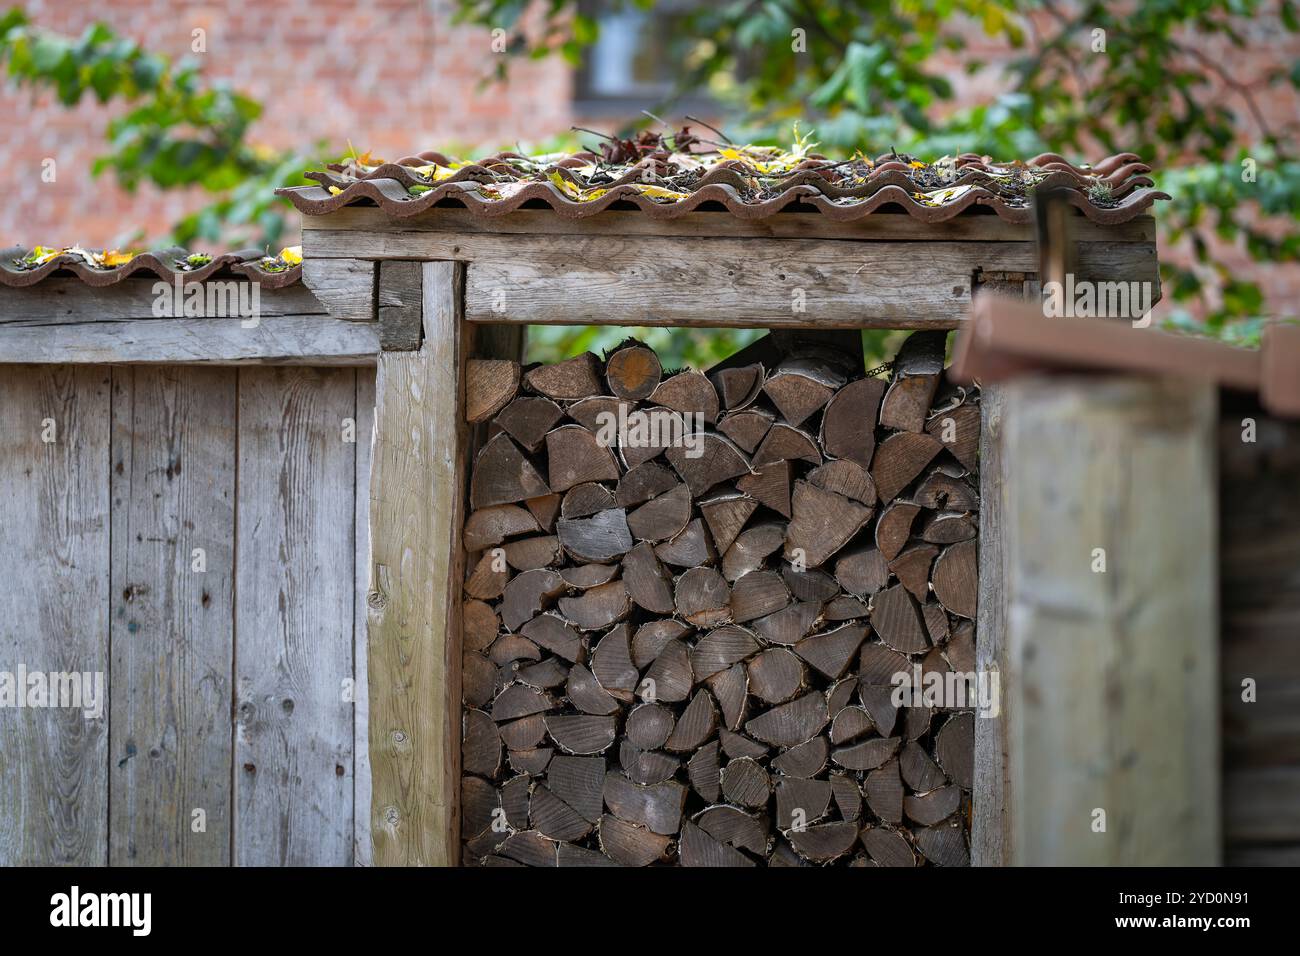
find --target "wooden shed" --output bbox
[2,140,1267,866]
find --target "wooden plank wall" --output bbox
[0,363,375,866]
[1219,398,1300,865]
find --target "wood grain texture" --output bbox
[234,367,357,865]
[0,365,111,865]
[0,281,330,325]
[108,367,237,866]
[301,229,1157,329]
[377,261,423,351]
[0,316,379,366]
[367,261,466,865]
[353,370,376,866]
[999,376,1218,865]
[301,258,377,322]
[307,205,1157,244]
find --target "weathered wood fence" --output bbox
[0,363,373,865]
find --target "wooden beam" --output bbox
[366,261,468,865]
[0,316,380,365]
[301,258,377,322]
[377,260,423,350]
[996,375,1219,865]
[0,280,330,325]
[303,228,1156,329]
[307,204,1157,245]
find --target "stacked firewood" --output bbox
[460,331,979,867]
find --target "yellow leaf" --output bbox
[909,161,926,169]
[355,149,385,168]
[100,249,134,267]
[634,184,691,202]
[278,246,303,265]
[328,186,343,195]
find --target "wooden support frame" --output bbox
[365,261,523,866]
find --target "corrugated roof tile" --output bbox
[0,245,302,289]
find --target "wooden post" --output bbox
[991,375,1219,864]
[366,260,522,866]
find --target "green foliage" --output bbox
[0,8,320,248]
[456,0,1300,362]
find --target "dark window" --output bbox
[573,1,715,115]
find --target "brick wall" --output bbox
[2,0,1295,314]
[0,0,573,248]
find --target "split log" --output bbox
[503,534,561,571]
[649,369,720,424]
[934,712,975,789]
[832,736,901,771]
[525,352,602,400]
[602,772,687,835]
[664,689,718,752]
[679,821,754,867]
[698,490,758,555]
[870,432,942,502]
[831,773,862,822]
[865,758,904,824]
[464,504,540,552]
[520,613,584,662]
[874,500,921,561]
[496,396,564,452]
[736,460,792,517]
[546,425,621,492]
[675,567,732,628]
[788,822,859,863]
[722,523,786,582]
[557,509,633,563]
[666,433,750,496]
[745,691,829,748]
[795,624,867,680]
[530,785,594,841]
[925,401,980,471]
[615,461,679,508]
[687,741,722,802]
[775,777,832,829]
[730,570,791,623]
[499,713,548,750]
[754,423,821,467]
[752,601,821,645]
[500,569,565,631]
[467,358,521,423]
[835,546,890,600]
[463,599,500,652]
[544,715,617,755]
[560,563,617,591]
[526,493,562,532]
[900,740,948,792]
[622,542,675,614]
[691,625,760,681]
[696,806,768,855]
[914,472,979,512]
[591,624,639,702]
[654,518,717,567]
[709,363,764,411]
[720,730,767,760]
[561,483,616,519]
[631,619,692,669]
[565,663,619,716]
[763,357,844,427]
[620,744,681,786]
[860,826,916,867]
[600,815,672,866]
[626,483,692,542]
[462,710,503,777]
[784,482,872,568]
[470,433,550,509]
[626,703,675,750]
[605,341,663,400]
[879,331,946,432]
[771,736,828,778]
[870,584,930,654]
[707,663,749,731]
[830,706,875,745]
[914,821,970,867]
[547,755,605,823]
[821,377,886,468]
[931,538,978,619]
[808,459,876,506]
[718,408,774,453]
[747,648,807,704]
[905,785,962,826]
[889,543,938,601]
[721,757,771,809]
[643,640,693,703]
[558,579,629,630]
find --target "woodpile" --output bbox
[461,332,978,866]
